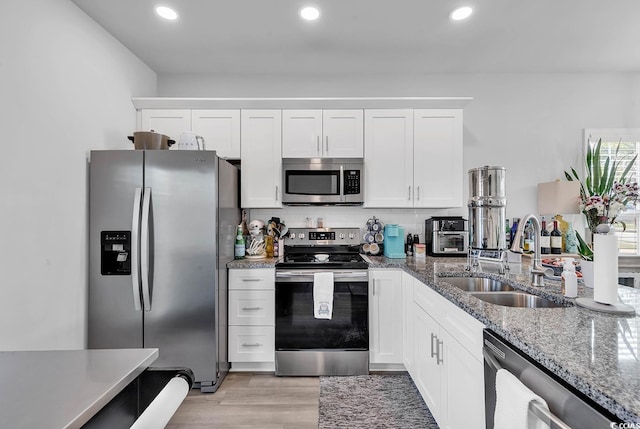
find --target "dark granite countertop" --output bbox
[227,257,280,269]
[226,254,640,422]
[366,255,640,423]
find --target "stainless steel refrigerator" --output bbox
[88,150,238,392]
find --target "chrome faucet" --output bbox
[510,214,553,286]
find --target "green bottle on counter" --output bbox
[234,225,245,260]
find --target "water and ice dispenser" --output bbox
[100,231,131,275]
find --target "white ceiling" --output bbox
[70,0,640,75]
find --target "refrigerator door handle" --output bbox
[141,187,152,311]
[131,187,143,311]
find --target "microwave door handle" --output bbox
[340,165,344,202]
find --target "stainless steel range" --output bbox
[275,227,369,376]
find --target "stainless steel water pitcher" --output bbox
[468,166,507,250]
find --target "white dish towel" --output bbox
[494,369,551,429]
[313,272,334,320]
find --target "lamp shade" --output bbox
[537,180,581,215]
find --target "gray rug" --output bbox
[319,373,439,429]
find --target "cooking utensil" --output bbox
[127,131,175,150]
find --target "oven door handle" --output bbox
[483,347,572,429]
[276,270,369,281]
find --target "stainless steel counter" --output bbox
[0,348,158,429]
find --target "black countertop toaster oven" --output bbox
[425,217,468,256]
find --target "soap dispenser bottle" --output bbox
[561,257,578,298]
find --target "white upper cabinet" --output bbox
[139,109,241,158]
[413,109,463,208]
[282,110,363,158]
[364,108,463,208]
[191,110,240,158]
[140,109,191,142]
[281,110,322,157]
[364,109,414,207]
[241,110,282,208]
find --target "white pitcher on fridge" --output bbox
[177,132,205,150]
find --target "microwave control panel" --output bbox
[344,170,361,195]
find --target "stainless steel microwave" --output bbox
[282,158,364,205]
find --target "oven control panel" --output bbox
[287,228,361,246]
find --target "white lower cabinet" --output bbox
[441,329,485,429]
[412,277,486,429]
[369,269,404,366]
[413,304,444,418]
[228,268,275,369]
[402,272,415,374]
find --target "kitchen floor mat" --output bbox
[319,373,439,429]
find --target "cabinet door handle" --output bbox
[372,279,376,296]
[317,136,320,155]
[436,338,444,365]
[276,185,279,201]
[325,136,329,154]
[430,333,437,358]
[242,342,263,347]
[408,186,412,200]
[241,306,263,311]
[241,278,262,282]
[417,185,420,201]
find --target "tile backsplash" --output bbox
[248,206,466,243]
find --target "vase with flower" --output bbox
[565,138,639,288]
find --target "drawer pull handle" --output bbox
[241,306,263,311]
[242,342,263,347]
[241,278,262,282]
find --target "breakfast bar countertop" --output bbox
[0,348,158,429]
[366,255,640,423]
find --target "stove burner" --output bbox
[282,253,363,264]
[277,228,368,270]
[277,249,368,270]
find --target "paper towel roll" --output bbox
[593,233,619,305]
[130,376,189,429]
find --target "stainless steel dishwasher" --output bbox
[483,329,617,428]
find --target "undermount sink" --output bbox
[468,292,564,308]
[442,276,516,292]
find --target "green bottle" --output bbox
[234,225,245,260]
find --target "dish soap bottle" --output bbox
[561,257,577,298]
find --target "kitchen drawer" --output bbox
[229,268,275,290]
[228,326,275,362]
[229,290,274,325]
[413,279,444,321]
[441,299,484,362]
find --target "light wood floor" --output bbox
[167,372,320,429]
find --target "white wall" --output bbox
[158,72,640,237]
[0,0,156,350]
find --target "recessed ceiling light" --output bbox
[450,6,473,21]
[155,5,178,21]
[300,6,320,21]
